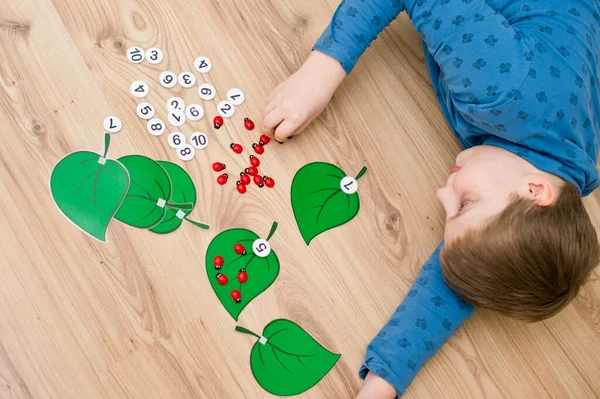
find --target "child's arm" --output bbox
[263,0,403,141]
[358,243,475,397]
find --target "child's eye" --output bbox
[459,200,472,211]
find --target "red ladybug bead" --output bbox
[236,181,247,194]
[252,143,264,155]
[216,273,228,286]
[231,289,242,303]
[249,155,260,167]
[253,175,264,186]
[230,143,243,154]
[244,117,255,131]
[238,269,248,283]
[217,173,228,185]
[264,176,275,188]
[234,243,246,255]
[239,172,251,185]
[260,134,270,145]
[213,116,224,129]
[212,162,226,172]
[213,255,224,269]
[245,166,258,176]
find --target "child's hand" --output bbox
[262,50,346,142]
[356,372,396,399]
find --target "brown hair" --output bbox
[440,182,599,322]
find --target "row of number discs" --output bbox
[168,132,208,161]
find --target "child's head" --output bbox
[436,145,599,321]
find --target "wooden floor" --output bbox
[1,0,599,397]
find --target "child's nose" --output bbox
[436,187,458,218]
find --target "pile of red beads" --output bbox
[211,122,276,193]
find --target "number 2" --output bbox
[221,104,231,113]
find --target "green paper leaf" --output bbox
[291,162,367,245]
[150,161,196,234]
[50,141,129,242]
[115,155,172,229]
[236,319,340,396]
[205,222,279,321]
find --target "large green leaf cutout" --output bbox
[236,319,340,396]
[291,162,367,245]
[115,155,172,229]
[50,134,129,242]
[205,222,279,321]
[150,161,196,234]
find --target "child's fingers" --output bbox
[262,100,277,120]
[263,109,284,137]
[274,119,298,142]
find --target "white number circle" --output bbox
[194,56,212,73]
[190,132,208,149]
[168,110,186,127]
[159,71,177,88]
[217,100,235,118]
[130,80,149,98]
[168,132,186,149]
[178,72,196,88]
[127,46,145,63]
[103,116,122,133]
[227,88,245,106]
[177,144,196,161]
[198,83,216,100]
[186,104,204,121]
[147,118,166,136]
[136,102,155,120]
[252,239,271,258]
[167,97,185,111]
[145,48,164,64]
[340,176,358,194]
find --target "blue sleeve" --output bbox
[314,0,531,107]
[359,242,475,397]
[314,0,403,74]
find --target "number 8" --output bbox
[181,147,191,156]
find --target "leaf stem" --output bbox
[355,166,368,180]
[235,326,261,339]
[183,217,210,230]
[167,202,194,211]
[103,133,110,158]
[266,221,278,241]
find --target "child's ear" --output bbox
[526,175,556,206]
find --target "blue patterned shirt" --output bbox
[314,0,599,396]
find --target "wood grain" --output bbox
[0,0,598,397]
